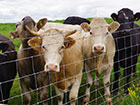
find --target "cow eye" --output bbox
[16,24,19,28]
[106,32,109,35]
[90,32,93,35]
[42,45,47,50]
[61,45,65,49]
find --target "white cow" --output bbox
[26,24,84,105]
[80,18,120,105]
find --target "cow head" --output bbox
[111,8,140,30]
[10,16,47,40]
[27,27,76,72]
[81,18,120,54]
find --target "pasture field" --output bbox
[0,18,140,105]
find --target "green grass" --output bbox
[1,18,140,105]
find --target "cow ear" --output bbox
[80,22,90,32]
[108,22,120,33]
[134,13,140,21]
[0,43,9,53]
[10,31,19,39]
[28,37,42,50]
[36,18,47,31]
[64,37,75,49]
[111,13,118,21]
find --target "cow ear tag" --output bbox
[135,17,138,21]
[34,43,38,47]
[40,22,43,27]
[0,50,3,53]
[84,29,89,32]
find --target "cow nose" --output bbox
[94,46,104,52]
[46,64,58,72]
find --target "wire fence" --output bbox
[0,21,140,105]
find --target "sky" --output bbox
[0,0,140,23]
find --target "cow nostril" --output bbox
[94,47,97,51]
[55,65,57,69]
[46,65,49,70]
[101,47,104,51]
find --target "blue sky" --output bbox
[0,0,140,23]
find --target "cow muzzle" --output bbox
[45,64,59,72]
[93,45,105,53]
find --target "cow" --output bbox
[111,8,140,94]
[0,35,17,104]
[80,18,120,105]
[26,25,83,105]
[64,16,90,25]
[39,21,81,32]
[10,16,49,105]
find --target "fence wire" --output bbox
[0,22,140,105]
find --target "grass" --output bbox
[0,18,140,105]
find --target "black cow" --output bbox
[64,16,90,25]
[0,35,17,104]
[111,8,140,94]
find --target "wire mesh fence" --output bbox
[0,20,140,105]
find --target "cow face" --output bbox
[111,8,140,29]
[27,28,76,72]
[10,16,47,39]
[81,18,120,54]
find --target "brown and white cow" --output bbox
[26,26,83,105]
[10,16,49,105]
[80,18,120,105]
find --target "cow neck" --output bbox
[21,37,30,48]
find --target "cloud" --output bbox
[0,0,140,23]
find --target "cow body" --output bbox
[64,16,90,25]
[80,18,119,105]
[40,22,81,32]
[52,33,83,105]
[111,8,140,94]
[0,35,17,104]
[10,16,49,105]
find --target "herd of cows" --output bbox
[0,8,140,105]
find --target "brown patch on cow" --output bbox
[52,47,83,91]
[54,73,66,91]
[105,82,110,87]
[56,82,66,90]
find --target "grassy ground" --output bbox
[0,18,140,105]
